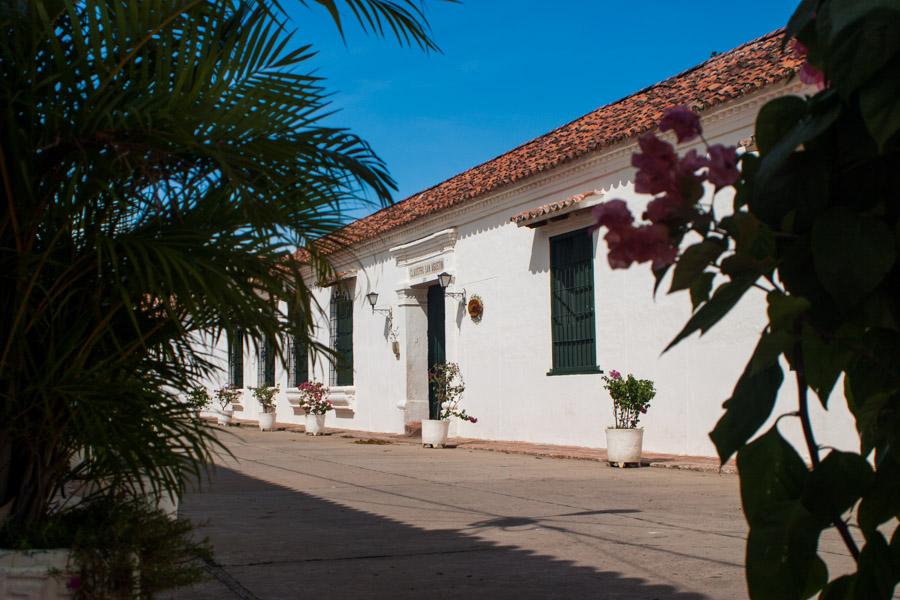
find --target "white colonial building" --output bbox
[203,31,857,459]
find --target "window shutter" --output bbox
[290,334,309,387]
[331,289,354,386]
[227,329,244,388]
[258,337,276,386]
[549,229,597,373]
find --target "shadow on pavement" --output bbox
[178,466,709,600]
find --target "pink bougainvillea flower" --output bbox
[592,199,634,231]
[792,39,827,90]
[643,193,682,224]
[604,223,677,270]
[604,226,638,269]
[631,224,678,270]
[632,133,678,195]
[610,369,622,380]
[676,149,708,178]
[798,61,826,90]
[659,106,703,143]
[469,416,478,423]
[706,144,740,189]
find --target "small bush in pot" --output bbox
[424,363,476,448]
[185,387,211,416]
[213,386,240,426]
[602,370,655,467]
[250,385,279,431]
[298,381,331,435]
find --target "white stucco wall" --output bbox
[201,78,858,459]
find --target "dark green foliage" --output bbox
[657,1,900,596]
[0,0,443,543]
[1,497,212,598]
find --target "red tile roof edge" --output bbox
[511,190,603,226]
[310,28,799,257]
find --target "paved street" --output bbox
[178,427,857,599]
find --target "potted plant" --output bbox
[213,386,240,426]
[602,370,656,467]
[298,381,331,435]
[251,385,279,431]
[424,363,476,448]
[185,386,211,418]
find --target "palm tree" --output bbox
[0,0,442,535]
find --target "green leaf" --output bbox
[811,208,896,309]
[854,532,897,600]
[665,277,755,352]
[819,575,856,600]
[858,452,900,535]
[756,96,809,155]
[818,0,900,41]
[859,55,900,150]
[802,450,873,527]
[734,153,760,210]
[746,503,829,600]
[800,324,852,407]
[825,12,900,100]
[652,262,672,297]
[786,0,819,40]
[710,334,785,464]
[739,428,827,600]
[738,427,810,524]
[689,272,715,310]
[669,240,725,293]
[754,93,841,205]
[767,292,810,332]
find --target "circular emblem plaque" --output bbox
[466,295,484,323]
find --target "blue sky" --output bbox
[286,1,796,218]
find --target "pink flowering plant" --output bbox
[298,381,333,415]
[214,385,241,410]
[590,4,900,598]
[428,362,477,423]
[602,370,656,429]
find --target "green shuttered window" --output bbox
[289,334,309,387]
[330,288,354,386]
[549,229,599,375]
[227,329,244,388]
[258,337,276,386]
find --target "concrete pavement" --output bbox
[177,427,857,599]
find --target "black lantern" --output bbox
[437,272,465,302]
[366,291,379,311]
[366,291,391,318]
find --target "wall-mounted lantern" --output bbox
[437,271,466,303]
[365,291,392,318]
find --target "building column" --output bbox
[395,288,429,427]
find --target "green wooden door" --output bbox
[426,284,446,419]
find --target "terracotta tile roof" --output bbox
[314,29,800,255]
[511,190,603,227]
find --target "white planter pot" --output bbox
[258,410,276,431]
[305,413,326,435]
[606,428,644,467]
[0,549,73,598]
[421,419,450,448]
[215,407,233,426]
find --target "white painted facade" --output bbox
[201,78,858,459]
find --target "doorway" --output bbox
[426,284,446,420]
